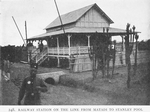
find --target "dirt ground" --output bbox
[1,62,150,105]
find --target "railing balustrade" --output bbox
[31,48,40,60]
[48,46,89,55]
[29,46,89,63]
[35,47,48,63]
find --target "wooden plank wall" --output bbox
[76,8,109,28]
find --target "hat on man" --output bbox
[30,62,38,69]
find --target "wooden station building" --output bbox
[27,3,136,72]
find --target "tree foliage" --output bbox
[138,39,150,50]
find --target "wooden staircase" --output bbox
[31,47,48,65]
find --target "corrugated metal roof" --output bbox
[28,27,128,40]
[45,3,114,30]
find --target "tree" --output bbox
[89,31,114,80]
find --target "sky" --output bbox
[0,0,150,46]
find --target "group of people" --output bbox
[27,41,44,52]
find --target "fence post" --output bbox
[112,40,116,77]
[125,23,131,88]
[134,34,139,75]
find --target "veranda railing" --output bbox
[48,46,89,55]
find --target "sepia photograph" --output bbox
[0,0,150,111]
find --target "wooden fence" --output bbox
[113,50,150,67]
[70,50,150,72]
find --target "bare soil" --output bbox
[1,62,150,105]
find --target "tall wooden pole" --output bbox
[112,40,116,77]
[92,32,97,80]
[101,29,105,78]
[54,0,65,34]
[125,23,131,88]
[134,34,139,75]
[25,21,28,46]
[25,21,28,62]
[106,28,110,77]
[12,16,26,45]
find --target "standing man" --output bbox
[18,63,47,105]
[40,41,44,52]
[3,56,10,82]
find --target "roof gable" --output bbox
[45,3,114,30]
[76,7,110,28]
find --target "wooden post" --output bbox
[102,44,106,78]
[57,57,60,67]
[12,16,26,45]
[92,42,96,80]
[76,46,79,72]
[25,21,27,46]
[54,0,65,34]
[121,36,124,51]
[67,34,71,56]
[57,37,59,55]
[132,26,135,43]
[93,53,96,80]
[93,32,99,79]
[106,28,110,77]
[46,38,49,54]
[67,34,71,70]
[57,37,60,67]
[130,29,132,42]
[134,34,139,75]
[112,40,116,77]
[88,44,96,80]
[87,35,91,48]
[125,23,131,88]
[29,51,32,64]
